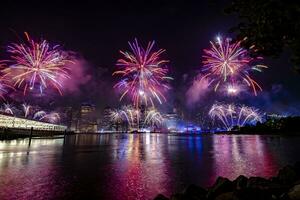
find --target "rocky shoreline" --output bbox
[154,162,300,200]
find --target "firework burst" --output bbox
[1,103,15,115]
[0,77,14,100]
[0,62,15,100]
[109,108,125,124]
[39,112,60,123]
[108,106,135,130]
[3,32,72,95]
[22,103,31,118]
[113,39,172,107]
[209,102,262,130]
[33,110,46,120]
[202,36,267,95]
[144,107,163,127]
[109,105,164,130]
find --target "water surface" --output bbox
[0,134,300,200]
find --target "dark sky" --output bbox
[0,0,299,116]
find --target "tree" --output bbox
[225,0,300,72]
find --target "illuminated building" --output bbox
[99,107,112,131]
[0,113,66,131]
[81,103,96,118]
[79,103,97,133]
[266,114,286,120]
[163,112,180,132]
[70,109,80,132]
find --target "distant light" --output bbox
[227,85,239,95]
[139,90,145,96]
[140,128,150,133]
[216,36,221,44]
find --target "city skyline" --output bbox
[0,0,299,121]
[1,1,300,200]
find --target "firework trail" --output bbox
[113,39,172,107]
[109,108,124,124]
[209,102,262,130]
[39,112,60,123]
[202,36,267,96]
[22,103,31,118]
[144,107,163,127]
[120,105,140,128]
[1,103,15,115]
[109,106,132,128]
[109,105,163,130]
[0,78,13,100]
[3,32,72,95]
[0,62,15,100]
[33,110,46,120]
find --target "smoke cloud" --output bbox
[61,54,92,95]
[186,75,211,106]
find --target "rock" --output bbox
[154,194,169,200]
[207,177,233,199]
[183,184,207,200]
[278,165,297,185]
[215,192,239,200]
[288,184,300,200]
[267,182,290,198]
[235,188,273,200]
[269,176,280,184]
[247,177,271,189]
[245,177,289,197]
[233,175,248,190]
[294,180,300,186]
[170,193,185,200]
[294,162,300,179]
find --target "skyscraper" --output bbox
[79,103,97,133]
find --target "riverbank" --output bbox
[215,130,300,136]
[0,127,73,140]
[154,162,300,200]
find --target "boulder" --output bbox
[269,176,280,184]
[183,184,207,200]
[233,175,248,190]
[207,177,233,199]
[267,183,290,198]
[215,192,239,200]
[245,176,289,197]
[294,180,300,186]
[294,162,300,179]
[170,193,185,200]
[247,177,271,189]
[288,184,300,200]
[235,188,273,200]
[278,165,297,185]
[154,194,169,200]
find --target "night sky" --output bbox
[0,0,299,117]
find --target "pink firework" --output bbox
[39,112,61,123]
[202,36,267,95]
[3,32,72,95]
[0,62,15,100]
[2,103,15,115]
[22,103,31,118]
[113,39,172,107]
[209,102,262,130]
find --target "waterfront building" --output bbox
[70,109,80,132]
[98,106,112,132]
[0,113,66,131]
[78,103,98,133]
[60,106,73,130]
[163,112,181,132]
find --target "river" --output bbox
[0,134,300,200]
